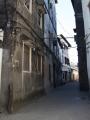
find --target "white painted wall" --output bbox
[82,0,90,86]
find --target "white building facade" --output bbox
[61,39,71,83]
[57,36,71,84]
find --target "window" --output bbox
[65,57,70,65]
[38,9,43,29]
[49,32,53,49]
[25,0,32,13]
[23,45,42,73]
[49,64,51,84]
[37,54,41,73]
[32,48,37,71]
[32,48,42,73]
[24,45,29,71]
[48,31,51,48]
[48,0,50,9]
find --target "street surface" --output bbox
[0,81,90,120]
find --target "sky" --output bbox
[56,0,78,65]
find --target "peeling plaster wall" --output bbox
[0,0,45,108]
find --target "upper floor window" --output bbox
[38,10,43,29]
[65,57,70,65]
[25,0,32,13]
[48,0,50,9]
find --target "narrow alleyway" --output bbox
[0,81,90,120]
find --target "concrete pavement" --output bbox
[0,81,90,120]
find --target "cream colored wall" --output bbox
[71,70,79,81]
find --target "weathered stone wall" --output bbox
[0,0,60,111]
[0,0,45,109]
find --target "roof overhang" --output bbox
[60,34,71,47]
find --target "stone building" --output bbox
[44,0,61,89]
[81,0,90,89]
[0,0,46,110]
[71,0,89,91]
[58,36,71,84]
[0,0,61,111]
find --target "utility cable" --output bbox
[56,18,73,37]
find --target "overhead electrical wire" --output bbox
[56,18,74,38]
[3,1,76,49]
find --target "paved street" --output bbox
[0,81,90,120]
